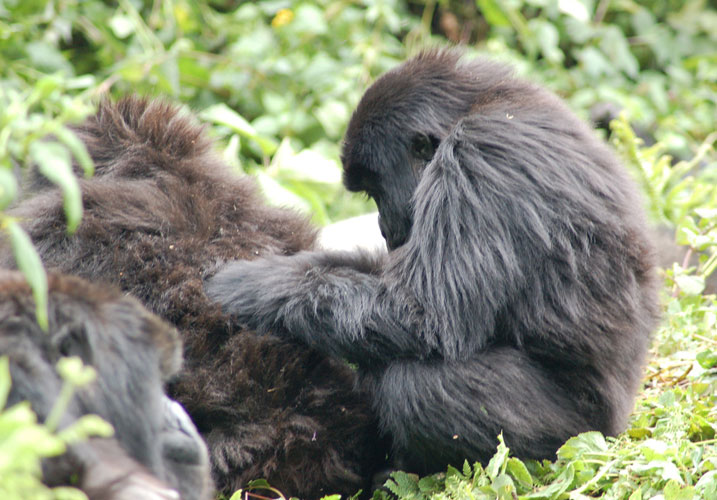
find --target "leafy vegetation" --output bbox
[1,0,716,499]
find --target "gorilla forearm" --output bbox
[206,250,437,365]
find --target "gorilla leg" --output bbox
[370,347,591,472]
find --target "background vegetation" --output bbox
[0,0,715,498]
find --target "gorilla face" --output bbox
[0,272,212,500]
[342,127,444,250]
[341,57,472,250]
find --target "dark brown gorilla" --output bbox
[0,271,212,500]
[3,98,384,498]
[206,50,661,474]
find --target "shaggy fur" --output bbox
[0,271,212,500]
[206,50,661,473]
[3,98,384,498]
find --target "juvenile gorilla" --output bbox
[207,50,661,473]
[0,271,211,500]
[4,98,383,497]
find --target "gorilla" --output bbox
[206,50,661,474]
[0,271,212,500]
[3,98,384,497]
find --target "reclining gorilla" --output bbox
[0,271,212,500]
[3,98,383,497]
[207,50,661,473]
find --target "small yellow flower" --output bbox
[271,8,294,28]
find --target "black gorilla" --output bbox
[0,271,212,500]
[3,98,384,497]
[206,50,661,473]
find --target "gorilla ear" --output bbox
[410,133,439,162]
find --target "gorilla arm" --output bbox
[205,250,432,366]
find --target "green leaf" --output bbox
[694,208,717,220]
[57,414,114,443]
[557,431,608,460]
[254,171,311,213]
[315,99,350,139]
[271,139,342,185]
[200,104,277,156]
[228,490,244,500]
[4,220,48,331]
[558,0,590,22]
[664,479,695,500]
[56,357,97,387]
[462,460,472,478]
[25,41,73,74]
[599,26,639,78]
[0,357,10,410]
[109,14,135,38]
[417,474,442,493]
[30,141,82,233]
[386,471,420,497]
[47,486,89,500]
[31,74,63,101]
[446,464,464,480]
[696,471,717,498]
[54,126,95,178]
[0,167,18,210]
[529,19,564,64]
[246,479,271,489]
[506,457,533,487]
[476,0,511,27]
[291,4,328,36]
[524,463,575,499]
[486,434,510,479]
[696,349,717,369]
[0,406,66,456]
[674,273,705,296]
[492,473,516,499]
[627,427,653,439]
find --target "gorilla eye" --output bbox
[410,133,436,162]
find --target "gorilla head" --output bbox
[342,52,511,249]
[0,271,212,500]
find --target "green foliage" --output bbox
[465,0,717,157]
[0,76,96,329]
[0,356,114,500]
[612,114,717,296]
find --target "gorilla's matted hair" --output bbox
[4,97,385,498]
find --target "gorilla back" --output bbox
[207,50,660,473]
[4,97,383,497]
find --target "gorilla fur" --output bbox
[3,97,384,498]
[0,271,212,500]
[206,50,661,473]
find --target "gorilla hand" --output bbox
[205,254,314,335]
